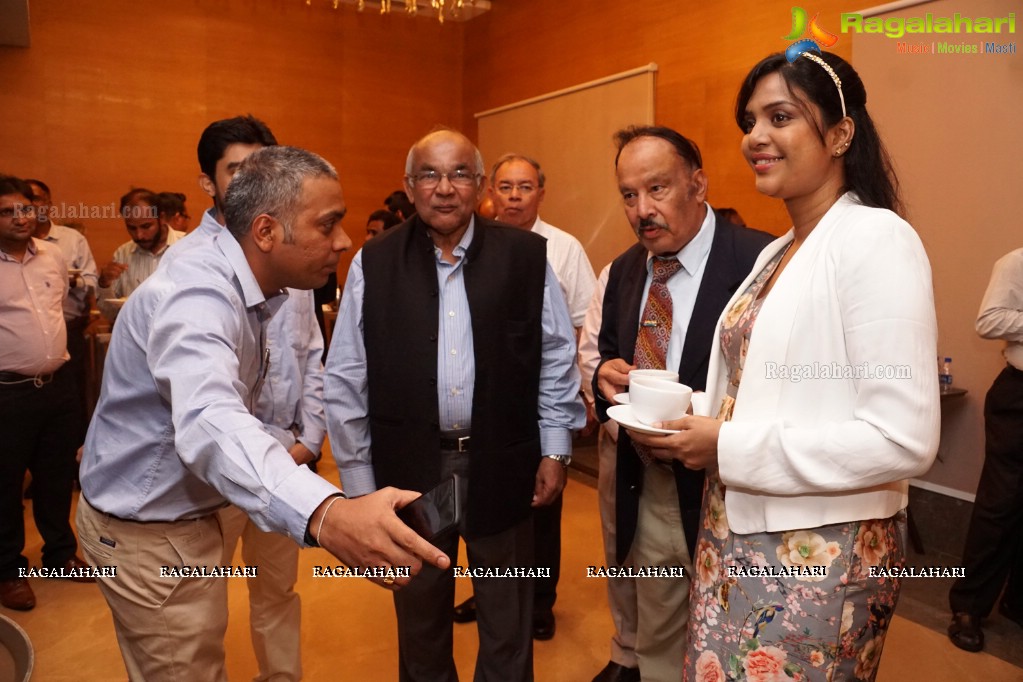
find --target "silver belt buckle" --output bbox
[457,436,470,452]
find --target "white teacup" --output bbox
[689,392,711,417]
[629,379,693,426]
[628,369,679,386]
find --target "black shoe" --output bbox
[46,555,97,583]
[999,601,1023,628]
[592,661,640,682]
[948,612,984,652]
[453,596,476,624]
[532,609,555,640]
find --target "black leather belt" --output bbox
[0,371,54,386]
[439,434,471,452]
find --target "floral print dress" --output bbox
[683,245,908,682]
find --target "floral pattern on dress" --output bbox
[683,243,907,682]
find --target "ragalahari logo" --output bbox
[783,7,839,61]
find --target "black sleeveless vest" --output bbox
[362,216,547,538]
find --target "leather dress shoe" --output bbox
[592,661,640,682]
[532,609,555,640]
[48,555,96,583]
[948,612,984,652]
[0,578,36,611]
[453,596,477,623]
[999,601,1023,628]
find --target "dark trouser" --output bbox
[0,367,80,579]
[532,493,561,612]
[394,448,534,682]
[950,365,1023,616]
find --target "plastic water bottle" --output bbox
[939,356,953,393]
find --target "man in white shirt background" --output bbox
[27,178,98,439]
[451,153,596,640]
[948,247,1023,652]
[96,188,183,320]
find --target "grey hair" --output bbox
[404,129,485,177]
[490,153,546,188]
[224,146,337,242]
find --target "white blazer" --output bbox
[698,193,940,534]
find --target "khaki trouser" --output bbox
[76,495,229,682]
[633,463,693,682]
[219,505,303,682]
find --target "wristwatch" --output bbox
[545,454,571,468]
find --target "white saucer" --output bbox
[607,404,681,435]
[613,392,630,405]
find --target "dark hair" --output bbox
[197,115,278,179]
[0,175,34,200]
[223,146,336,241]
[368,209,402,230]
[24,178,50,197]
[613,125,703,171]
[716,207,747,227]
[384,190,415,219]
[119,188,158,215]
[735,51,902,214]
[490,153,546,188]
[156,191,187,218]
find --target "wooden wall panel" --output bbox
[463,0,854,253]
[0,0,463,275]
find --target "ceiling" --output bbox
[0,0,492,47]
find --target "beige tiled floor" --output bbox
[8,468,1023,681]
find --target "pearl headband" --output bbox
[799,52,846,118]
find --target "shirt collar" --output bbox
[213,230,286,315]
[646,202,715,277]
[130,229,181,257]
[197,207,223,238]
[0,238,39,263]
[433,216,476,263]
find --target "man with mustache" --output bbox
[96,188,183,320]
[592,126,771,682]
[0,175,95,612]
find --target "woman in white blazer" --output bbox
[628,51,939,681]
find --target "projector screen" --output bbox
[476,65,657,274]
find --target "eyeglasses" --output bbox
[495,183,537,196]
[407,169,480,189]
[0,205,36,220]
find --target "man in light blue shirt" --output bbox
[159,115,323,681]
[78,145,449,681]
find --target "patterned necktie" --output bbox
[634,257,683,370]
[632,257,682,466]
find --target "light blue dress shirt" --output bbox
[165,208,327,453]
[80,229,339,544]
[324,219,586,497]
[637,204,716,372]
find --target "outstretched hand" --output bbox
[311,487,451,590]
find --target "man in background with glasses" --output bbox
[452,153,596,641]
[325,129,585,681]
